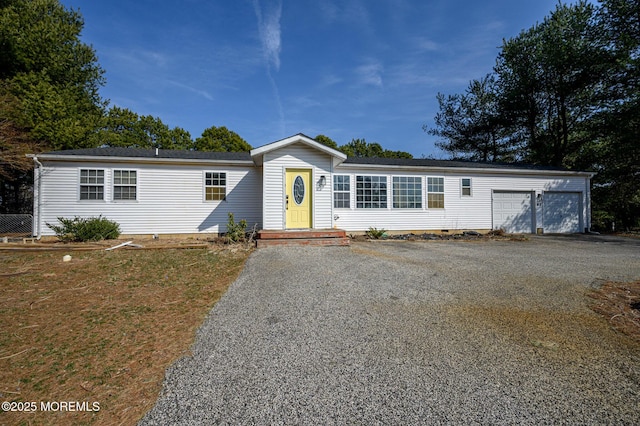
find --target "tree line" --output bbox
[426,0,639,230]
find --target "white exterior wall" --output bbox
[331,166,590,232]
[262,143,333,230]
[37,160,262,236]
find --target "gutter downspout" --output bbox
[30,155,43,240]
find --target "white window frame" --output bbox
[204,171,226,201]
[461,178,472,197]
[427,177,445,209]
[333,175,351,209]
[113,169,137,201]
[356,175,388,209]
[79,169,105,201]
[392,176,423,209]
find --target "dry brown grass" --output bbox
[589,280,640,342]
[0,245,251,425]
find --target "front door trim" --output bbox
[285,168,313,229]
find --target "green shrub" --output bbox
[47,216,121,242]
[365,226,387,239]
[225,213,247,243]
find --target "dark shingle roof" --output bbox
[343,156,569,171]
[40,147,577,172]
[41,147,253,161]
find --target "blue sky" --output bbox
[61,0,568,157]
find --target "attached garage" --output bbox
[492,191,535,233]
[543,192,582,233]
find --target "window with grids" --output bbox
[393,176,422,208]
[205,172,226,201]
[356,176,387,208]
[79,169,104,200]
[427,177,444,208]
[461,178,472,196]
[333,175,350,208]
[113,170,137,200]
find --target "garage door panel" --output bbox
[544,192,581,233]
[492,192,534,233]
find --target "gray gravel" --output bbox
[140,235,640,425]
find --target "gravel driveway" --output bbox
[141,235,640,425]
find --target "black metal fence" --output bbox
[0,214,33,238]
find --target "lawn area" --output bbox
[0,245,251,425]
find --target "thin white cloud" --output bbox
[414,37,440,52]
[253,0,283,70]
[319,73,343,88]
[166,80,214,101]
[355,59,384,88]
[253,0,285,136]
[318,0,372,34]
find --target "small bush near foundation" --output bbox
[365,226,387,239]
[488,228,505,237]
[47,216,121,242]
[225,213,248,243]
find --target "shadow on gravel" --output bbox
[534,233,640,246]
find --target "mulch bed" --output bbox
[589,280,640,342]
[351,230,527,242]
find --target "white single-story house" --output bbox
[29,133,594,238]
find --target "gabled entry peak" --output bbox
[250,133,347,167]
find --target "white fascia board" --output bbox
[34,154,255,167]
[339,162,594,178]
[250,134,347,166]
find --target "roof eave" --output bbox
[339,162,594,177]
[34,153,255,166]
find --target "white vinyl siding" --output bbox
[393,176,422,209]
[79,169,104,200]
[35,143,591,237]
[262,143,333,230]
[331,167,590,233]
[113,170,137,201]
[39,161,261,236]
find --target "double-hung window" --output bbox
[356,176,387,208]
[113,170,137,200]
[205,172,226,201]
[427,177,445,209]
[80,169,104,200]
[461,178,472,196]
[393,176,422,208]
[333,175,350,208]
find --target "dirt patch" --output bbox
[446,303,622,359]
[0,245,251,425]
[350,229,528,242]
[589,280,640,342]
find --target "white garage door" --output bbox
[492,191,534,233]
[544,192,581,233]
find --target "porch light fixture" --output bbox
[319,175,326,187]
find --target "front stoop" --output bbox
[256,229,350,248]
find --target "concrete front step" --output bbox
[256,237,350,248]
[256,229,350,248]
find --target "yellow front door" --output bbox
[286,169,312,229]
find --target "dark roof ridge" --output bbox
[40,146,253,161]
[343,156,570,171]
